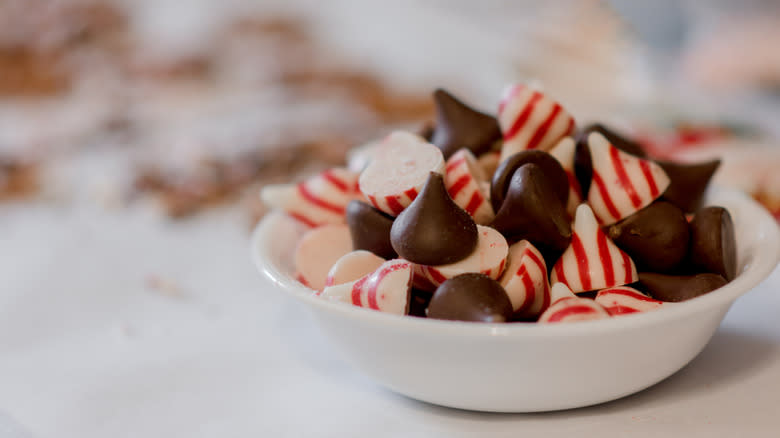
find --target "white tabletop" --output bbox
[1,198,778,438]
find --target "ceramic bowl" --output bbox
[251,187,780,412]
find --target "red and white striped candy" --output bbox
[359,131,445,216]
[499,240,551,319]
[497,83,576,162]
[320,259,412,315]
[294,224,353,291]
[324,250,385,288]
[550,204,638,293]
[444,149,494,225]
[549,137,583,217]
[416,225,508,289]
[595,286,664,316]
[587,132,671,225]
[261,168,362,228]
[477,150,501,179]
[538,283,611,323]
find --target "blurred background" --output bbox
[1,1,780,436]
[1,0,779,223]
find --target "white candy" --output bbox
[548,137,583,217]
[595,286,664,316]
[320,259,412,315]
[499,240,551,319]
[294,224,353,290]
[538,283,610,323]
[444,149,494,225]
[550,204,638,293]
[358,131,445,216]
[416,225,508,289]
[587,132,671,225]
[497,83,576,162]
[324,250,385,287]
[261,168,361,228]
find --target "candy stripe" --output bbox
[464,191,483,216]
[321,170,350,192]
[367,195,381,211]
[554,262,567,287]
[426,266,447,285]
[597,231,615,287]
[570,233,591,291]
[403,187,419,202]
[516,265,535,313]
[620,251,634,283]
[546,304,600,323]
[526,104,561,150]
[384,195,405,216]
[638,160,660,198]
[565,170,582,198]
[351,276,369,306]
[504,91,542,142]
[609,144,642,209]
[591,171,620,223]
[604,305,638,315]
[445,156,466,173]
[298,183,346,215]
[288,212,318,228]
[447,174,471,199]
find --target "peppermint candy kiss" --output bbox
[586,132,670,225]
[261,168,362,228]
[499,240,551,319]
[444,149,494,225]
[497,83,576,162]
[550,204,638,293]
[548,137,583,217]
[359,131,445,217]
[320,259,413,315]
[538,283,610,323]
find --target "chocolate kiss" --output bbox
[427,273,513,322]
[346,201,397,260]
[574,123,647,197]
[639,272,728,302]
[608,201,689,273]
[490,163,571,262]
[430,89,501,160]
[688,206,737,281]
[490,150,568,213]
[390,172,478,265]
[658,159,720,213]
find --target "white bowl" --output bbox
[251,187,780,412]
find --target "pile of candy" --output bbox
[261,85,737,323]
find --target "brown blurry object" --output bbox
[134,138,351,218]
[0,48,70,96]
[0,159,39,200]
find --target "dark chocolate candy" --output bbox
[574,123,647,196]
[608,201,689,272]
[639,272,728,302]
[490,150,568,213]
[658,159,720,213]
[346,200,397,260]
[430,89,501,160]
[490,163,571,263]
[390,172,478,265]
[688,206,737,280]
[427,273,513,322]
[408,288,432,318]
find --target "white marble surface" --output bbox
[0,197,778,438]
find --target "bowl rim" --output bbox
[251,186,780,338]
